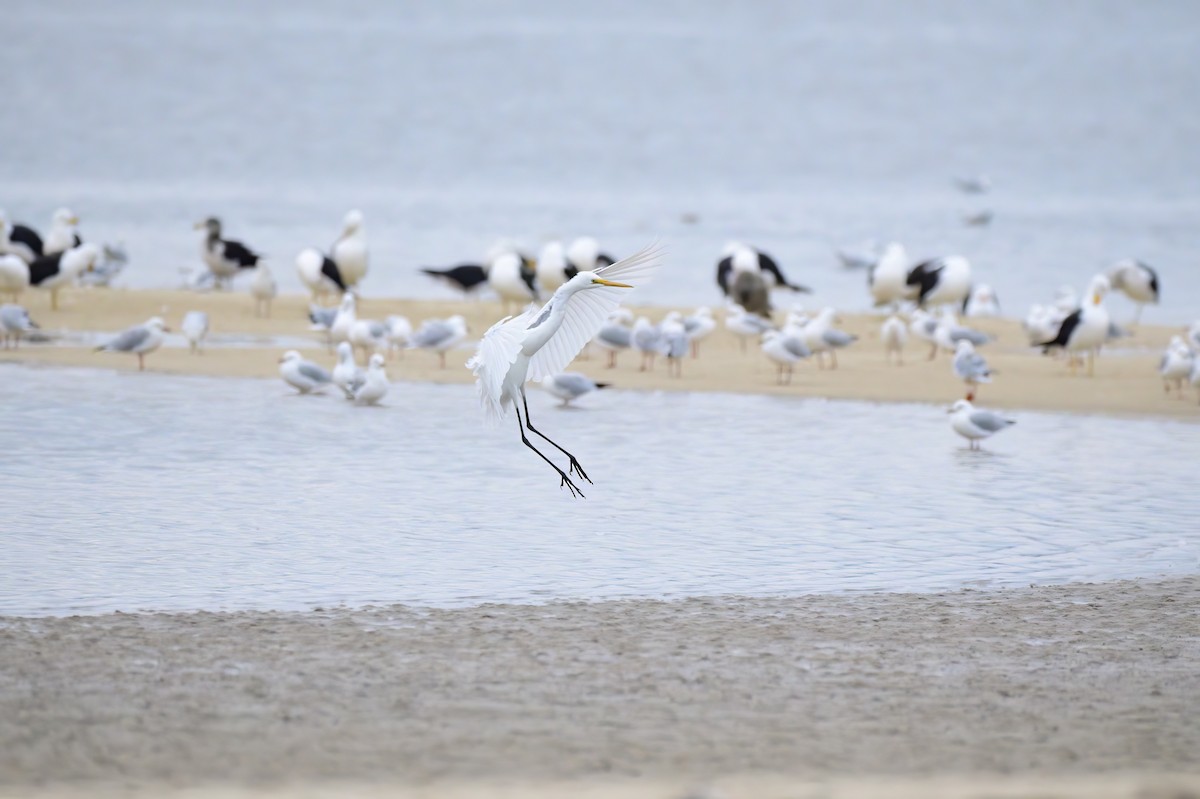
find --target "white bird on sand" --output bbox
[953,339,992,397]
[329,293,358,344]
[867,242,913,308]
[351,354,389,406]
[801,308,857,369]
[909,308,941,359]
[331,210,368,289]
[725,303,774,353]
[43,208,82,256]
[279,350,332,394]
[683,306,716,358]
[349,316,389,359]
[468,244,662,497]
[26,242,101,310]
[1106,259,1159,323]
[1022,304,1065,347]
[1159,336,1193,398]
[660,311,689,378]
[296,247,348,299]
[881,314,907,365]
[592,309,634,369]
[250,262,277,318]
[1037,275,1111,376]
[964,284,1000,317]
[535,240,571,293]
[95,316,169,371]
[195,217,261,288]
[181,311,209,354]
[761,329,811,384]
[385,315,412,359]
[410,314,468,368]
[541,372,611,407]
[948,399,1014,450]
[1190,357,1200,405]
[631,316,666,372]
[332,341,365,398]
[0,303,38,349]
[934,309,992,354]
[907,255,972,309]
[488,251,539,312]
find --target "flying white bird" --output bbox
[468,244,662,497]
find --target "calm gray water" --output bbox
[3,2,1199,320]
[1,365,1196,617]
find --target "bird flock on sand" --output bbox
[1,190,1195,494]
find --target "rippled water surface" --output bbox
[1,366,1196,616]
[2,1,1199,319]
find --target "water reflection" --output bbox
[0,365,1197,616]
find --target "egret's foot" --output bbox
[560,474,586,499]
[567,458,592,484]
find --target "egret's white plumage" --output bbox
[468,244,662,497]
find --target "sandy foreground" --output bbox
[2,578,1198,797]
[0,287,1197,420]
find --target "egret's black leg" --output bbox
[515,404,585,498]
[521,389,592,484]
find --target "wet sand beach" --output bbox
[0,287,1194,420]
[1,578,1198,795]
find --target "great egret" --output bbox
[468,243,663,497]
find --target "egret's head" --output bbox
[279,350,301,364]
[579,270,632,289]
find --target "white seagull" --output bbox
[660,311,689,378]
[351,354,389,406]
[1159,336,1193,398]
[907,255,972,309]
[333,342,365,398]
[467,244,662,497]
[385,315,413,359]
[27,242,102,310]
[541,372,611,407]
[591,309,634,368]
[953,339,992,397]
[682,306,716,358]
[948,399,1014,450]
[1105,259,1159,323]
[296,247,348,299]
[881,314,907,365]
[724,303,774,353]
[761,329,811,384]
[250,262,277,318]
[801,307,857,369]
[631,316,666,372]
[867,242,913,309]
[331,210,368,289]
[963,284,1001,317]
[95,316,169,371]
[0,303,38,349]
[181,311,209,354]
[1038,275,1111,376]
[279,350,332,394]
[410,315,468,368]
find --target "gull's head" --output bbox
[279,350,301,364]
[342,209,364,233]
[339,292,356,311]
[955,338,974,354]
[948,399,972,414]
[731,246,757,274]
[1088,275,1111,305]
[53,207,79,226]
[195,217,221,234]
[368,353,386,370]
[336,341,353,361]
[146,316,170,332]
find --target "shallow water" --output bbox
[1,365,1196,616]
[2,2,1199,321]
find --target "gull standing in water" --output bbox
[95,317,170,371]
[541,372,610,407]
[468,244,662,497]
[279,350,332,394]
[948,399,1014,450]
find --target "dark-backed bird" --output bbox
[195,217,261,287]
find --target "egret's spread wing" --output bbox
[527,243,663,381]
[468,307,537,425]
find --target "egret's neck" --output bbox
[522,283,583,354]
